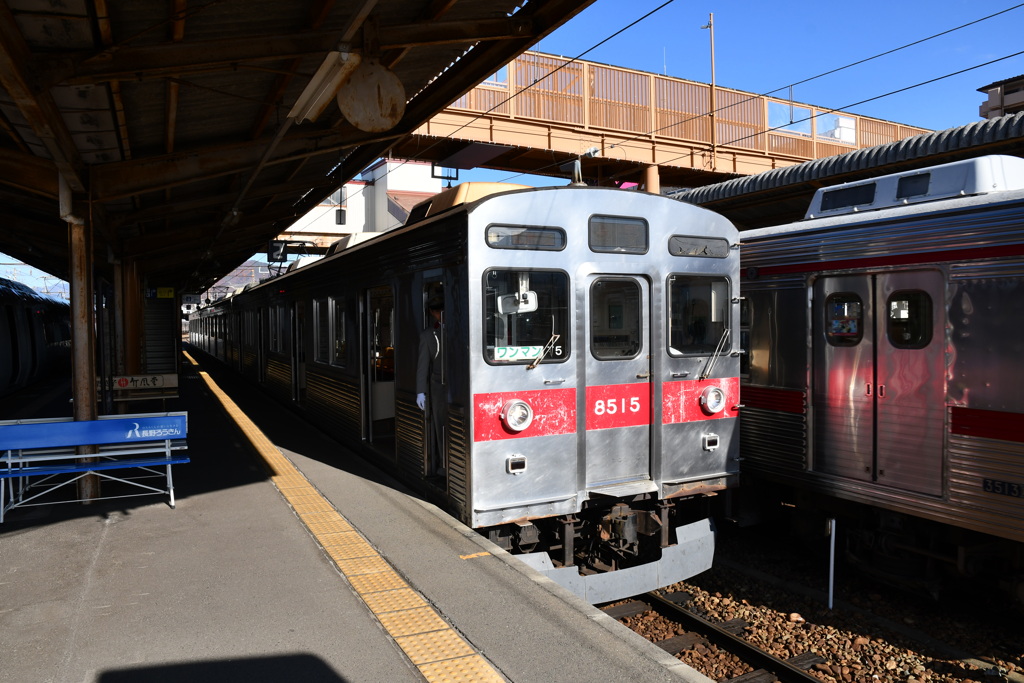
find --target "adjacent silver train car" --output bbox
[190,183,741,603]
[738,155,1024,598]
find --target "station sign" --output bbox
[103,374,179,390]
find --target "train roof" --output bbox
[804,155,1024,219]
[196,183,736,310]
[0,277,67,307]
[742,155,1024,241]
[404,182,532,225]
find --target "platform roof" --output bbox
[0,0,594,294]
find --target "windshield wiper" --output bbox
[699,328,730,381]
[528,334,560,370]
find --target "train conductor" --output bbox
[416,295,446,478]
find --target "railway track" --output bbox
[603,591,825,683]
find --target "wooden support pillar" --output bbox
[62,174,99,501]
[644,165,660,195]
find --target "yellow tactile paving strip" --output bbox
[182,351,506,682]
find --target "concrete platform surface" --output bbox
[0,355,711,683]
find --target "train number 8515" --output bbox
[593,397,642,415]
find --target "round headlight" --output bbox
[699,386,727,415]
[500,399,534,432]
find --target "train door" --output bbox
[584,275,652,489]
[813,270,944,495]
[291,301,306,404]
[365,286,395,453]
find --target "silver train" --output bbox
[0,277,70,398]
[190,183,741,603]
[738,155,1024,599]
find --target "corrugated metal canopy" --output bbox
[673,112,1024,230]
[0,0,594,293]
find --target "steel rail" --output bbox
[645,591,823,683]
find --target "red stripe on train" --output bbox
[950,407,1024,443]
[662,377,741,423]
[473,388,576,442]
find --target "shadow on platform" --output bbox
[97,653,347,683]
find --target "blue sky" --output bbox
[465,0,1024,184]
[542,0,1023,130]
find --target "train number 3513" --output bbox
[983,478,1023,498]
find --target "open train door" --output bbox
[812,270,945,495]
[582,274,654,495]
[364,285,396,456]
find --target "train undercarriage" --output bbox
[484,494,718,603]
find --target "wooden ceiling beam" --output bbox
[90,124,397,200]
[37,18,535,88]
[0,3,86,191]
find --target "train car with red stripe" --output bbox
[189,181,741,603]
[737,155,1024,600]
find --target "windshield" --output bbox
[484,269,569,364]
[668,276,730,355]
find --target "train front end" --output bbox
[461,186,740,603]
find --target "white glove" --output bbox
[416,393,426,411]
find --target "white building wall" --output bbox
[277,159,441,247]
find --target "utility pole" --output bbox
[701,13,717,171]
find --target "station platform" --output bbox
[0,352,711,683]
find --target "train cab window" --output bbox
[887,291,932,349]
[589,215,648,254]
[668,276,729,355]
[484,269,569,365]
[331,297,347,365]
[824,294,863,346]
[590,279,641,360]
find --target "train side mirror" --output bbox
[497,291,538,315]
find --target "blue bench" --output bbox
[0,412,189,522]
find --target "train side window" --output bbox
[484,269,569,365]
[590,279,641,360]
[331,297,346,366]
[668,276,729,355]
[269,305,283,352]
[824,293,863,346]
[887,290,932,349]
[314,298,329,363]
